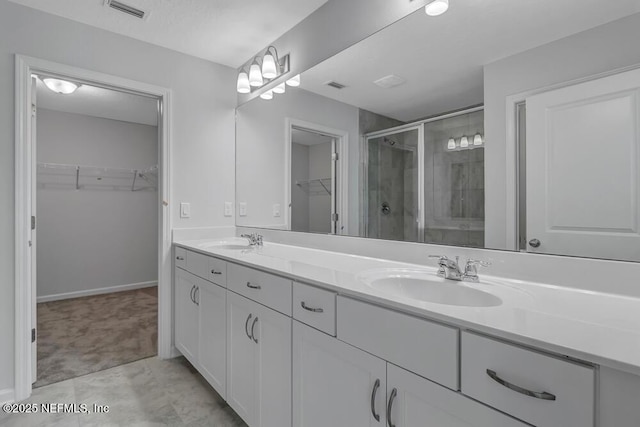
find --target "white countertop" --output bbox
[174,238,640,376]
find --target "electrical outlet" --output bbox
[224,202,233,217]
[239,202,247,217]
[273,204,281,217]
[180,202,191,218]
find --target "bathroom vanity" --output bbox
[172,238,640,427]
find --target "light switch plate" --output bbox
[180,202,190,218]
[239,202,247,217]
[273,204,281,217]
[224,202,233,217]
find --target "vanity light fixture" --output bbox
[273,82,286,94]
[236,45,290,94]
[260,90,274,100]
[43,77,79,95]
[425,0,449,16]
[286,74,301,87]
[447,137,456,150]
[460,135,469,148]
[473,133,483,146]
[236,71,250,94]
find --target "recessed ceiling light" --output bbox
[373,75,406,89]
[43,78,79,95]
[425,0,449,16]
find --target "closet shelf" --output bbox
[296,178,332,196]
[37,162,158,192]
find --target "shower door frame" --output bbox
[362,124,425,242]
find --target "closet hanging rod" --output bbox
[38,162,158,174]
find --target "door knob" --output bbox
[528,238,541,248]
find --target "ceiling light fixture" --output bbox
[425,0,449,16]
[286,74,301,87]
[43,78,79,95]
[236,45,290,94]
[237,71,250,94]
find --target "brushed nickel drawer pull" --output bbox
[301,301,324,313]
[176,256,184,261]
[211,270,222,275]
[246,281,261,290]
[486,369,556,401]
[371,378,381,422]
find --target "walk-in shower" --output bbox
[363,107,485,247]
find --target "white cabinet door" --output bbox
[293,321,386,427]
[226,291,257,426]
[387,364,527,427]
[198,281,227,399]
[253,299,292,427]
[175,268,199,365]
[526,67,640,261]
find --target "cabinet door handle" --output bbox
[176,256,184,261]
[301,301,324,313]
[251,317,259,344]
[211,270,222,275]
[486,369,556,401]
[370,378,381,422]
[245,314,253,340]
[194,287,199,306]
[387,388,397,427]
[246,281,261,290]
[190,285,196,304]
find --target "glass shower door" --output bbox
[364,126,422,242]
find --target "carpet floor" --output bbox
[35,286,158,388]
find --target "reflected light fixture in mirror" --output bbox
[286,74,301,87]
[260,90,274,100]
[237,71,250,93]
[273,82,286,94]
[473,133,483,146]
[43,77,79,94]
[447,137,456,150]
[460,135,469,148]
[425,0,449,16]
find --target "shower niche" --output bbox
[363,109,484,247]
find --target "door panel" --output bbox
[198,281,227,399]
[226,291,257,426]
[293,321,386,427]
[526,68,640,261]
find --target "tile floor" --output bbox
[0,357,247,427]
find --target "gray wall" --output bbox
[37,109,158,300]
[0,0,236,395]
[291,143,310,232]
[484,12,640,250]
[307,142,332,234]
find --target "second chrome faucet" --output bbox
[429,255,490,282]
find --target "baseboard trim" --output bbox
[37,281,158,303]
[0,388,15,404]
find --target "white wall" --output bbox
[0,0,236,396]
[37,109,157,300]
[236,88,359,231]
[484,12,640,249]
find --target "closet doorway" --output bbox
[15,56,172,401]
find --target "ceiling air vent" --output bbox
[104,0,147,19]
[325,81,347,90]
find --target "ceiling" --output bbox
[36,77,159,126]
[9,0,329,67]
[301,0,640,122]
[292,128,333,146]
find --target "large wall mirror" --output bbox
[236,0,640,263]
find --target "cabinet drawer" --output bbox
[292,282,336,336]
[184,250,213,281]
[461,331,595,427]
[337,296,459,390]
[208,257,227,287]
[227,263,292,316]
[174,247,187,269]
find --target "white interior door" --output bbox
[526,68,640,261]
[30,75,37,383]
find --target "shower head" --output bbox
[383,137,397,146]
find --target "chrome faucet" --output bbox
[240,233,263,246]
[429,255,490,282]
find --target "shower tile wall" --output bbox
[424,110,484,247]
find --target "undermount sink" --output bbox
[197,241,253,251]
[215,244,254,250]
[358,269,502,307]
